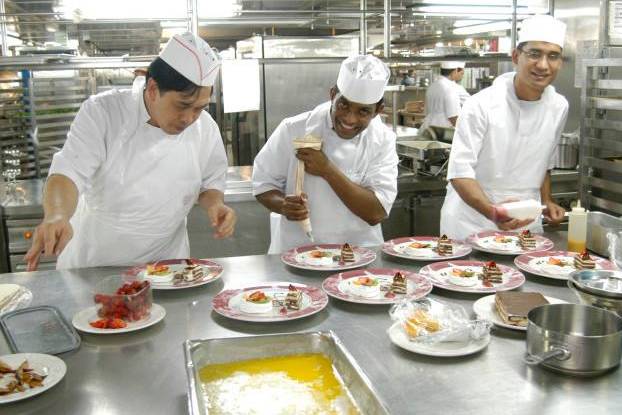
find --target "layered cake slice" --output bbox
[390,272,408,295]
[182,264,204,282]
[518,230,537,250]
[495,292,549,326]
[574,249,596,270]
[481,261,503,283]
[285,284,303,310]
[436,235,453,255]
[341,243,355,262]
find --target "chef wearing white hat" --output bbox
[25,33,236,270]
[420,61,467,130]
[252,55,398,253]
[440,15,568,240]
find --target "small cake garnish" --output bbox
[574,249,596,270]
[518,230,537,250]
[285,284,303,310]
[436,234,453,255]
[481,261,503,284]
[390,272,408,295]
[341,243,355,262]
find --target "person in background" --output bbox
[440,15,568,240]
[25,33,236,270]
[252,55,398,253]
[401,70,416,86]
[420,61,466,130]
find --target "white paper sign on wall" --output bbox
[221,59,260,113]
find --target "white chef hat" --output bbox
[336,55,390,105]
[160,32,220,86]
[518,15,566,48]
[440,61,465,70]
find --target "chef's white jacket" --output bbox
[420,76,461,130]
[252,101,399,253]
[49,77,228,269]
[440,72,569,240]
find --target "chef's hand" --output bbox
[24,215,73,271]
[490,204,534,231]
[543,200,566,225]
[281,193,309,221]
[296,148,332,177]
[207,203,236,239]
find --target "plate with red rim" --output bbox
[514,250,616,280]
[382,236,472,261]
[322,268,433,305]
[211,282,329,322]
[418,260,526,294]
[466,231,554,255]
[71,303,166,334]
[281,244,376,271]
[124,258,223,290]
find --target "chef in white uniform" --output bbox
[25,33,236,270]
[420,61,466,130]
[440,15,568,240]
[252,55,398,253]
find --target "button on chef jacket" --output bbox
[420,76,461,130]
[252,101,399,253]
[49,77,228,269]
[440,72,568,240]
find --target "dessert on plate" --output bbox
[390,272,408,295]
[305,250,334,266]
[481,261,503,284]
[436,235,453,255]
[448,267,478,287]
[174,262,204,283]
[494,292,549,327]
[518,230,537,250]
[348,276,380,298]
[574,249,596,270]
[285,284,303,310]
[340,243,355,263]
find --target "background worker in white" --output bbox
[252,55,398,253]
[420,61,466,130]
[25,33,236,270]
[440,15,568,240]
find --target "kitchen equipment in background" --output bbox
[551,132,579,169]
[588,211,622,257]
[525,303,622,376]
[397,140,451,176]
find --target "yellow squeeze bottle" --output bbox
[567,201,587,253]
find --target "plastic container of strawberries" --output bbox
[93,276,152,322]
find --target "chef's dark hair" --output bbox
[146,57,202,96]
[441,68,462,76]
[332,85,384,109]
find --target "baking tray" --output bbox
[184,330,389,415]
[0,305,81,355]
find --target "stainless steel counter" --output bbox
[1,231,620,415]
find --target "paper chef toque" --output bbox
[440,61,465,70]
[336,55,390,105]
[160,32,221,86]
[518,15,567,48]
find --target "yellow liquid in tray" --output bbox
[568,239,586,253]
[198,353,360,415]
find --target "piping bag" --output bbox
[293,134,323,241]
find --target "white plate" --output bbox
[388,322,491,357]
[72,303,166,334]
[472,294,567,331]
[0,353,66,404]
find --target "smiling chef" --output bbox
[252,55,399,253]
[25,33,236,270]
[440,15,569,240]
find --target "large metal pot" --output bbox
[550,133,579,169]
[568,279,622,317]
[525,303,622,376]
